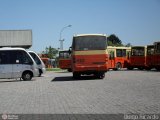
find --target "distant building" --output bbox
[0,30,32,49]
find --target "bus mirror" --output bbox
[68,49,71,54]
[69,47,72,54]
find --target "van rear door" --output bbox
[11,51,23,78]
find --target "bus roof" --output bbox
[107,46,131,49]
[147,45,154,47]
[59,50,69,52]
[131,46,146,48]
[74,34,107,37]
[154,41,160,44]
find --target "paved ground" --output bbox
[0,69,159,118]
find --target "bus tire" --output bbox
[127,67,133,70]
[96,72,105,79]
[155,67,160,71]
[145,67,152,70]
[138,67,144,70]
[22,71,33,81]
[67,68,72,72]
[73,72,80,79]
[115,63,122,70]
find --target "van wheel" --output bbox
[38,69,42,77]
[22,72,32,81]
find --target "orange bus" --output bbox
[41,57,50,68]
[107,46,131,70]
[58,50,72,72]
[153,41,160,70]
[146,45,154,70]
[127,46,146,70]
[71,34,108,79]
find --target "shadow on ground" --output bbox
[0,79,36,83]
[0,79,22,83]
[52,75,101,82]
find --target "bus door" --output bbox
[146,45,154,68]
[154,42,160,66]
[108,51,115,69]
[116,49,125,67]
[126,50,131,67]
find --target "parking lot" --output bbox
[0,70,160,119]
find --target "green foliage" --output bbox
[125,43,132,47]
[42,46,58,59]
[107,34,123,46]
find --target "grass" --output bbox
[46,68,63,71]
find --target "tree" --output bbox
[42,46,58,59]
[125,43,132,47]
[107,34,123,46]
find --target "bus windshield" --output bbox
[147,46,154,55]
[72,36,107,50]
[59,51,70,59]
[131,47,145,56]
[155,43,160,54]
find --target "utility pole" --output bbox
[59,25,72,50]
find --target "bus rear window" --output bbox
[59,51,70,59]
[72,36,107,50]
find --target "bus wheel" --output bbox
[73,72,80,79]
[115,63,122,70]
[145,67,152,70]
[96,72,105,79]
[127,67,133,70]
[67,68,72,72]
[138,67,144,70]
[22,72,33,81]
[155,67,160,71]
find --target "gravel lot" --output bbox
[0,69,159,119]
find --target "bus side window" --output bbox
[122,49,126,57]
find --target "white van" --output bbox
[0,48,39,80]
[28,51,46,77]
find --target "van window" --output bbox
[29,52,41,65]
[0,51,10,64]
[11,51,24,64]
[22,51,33,64]
[0,50,33,65]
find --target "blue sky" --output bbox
[0,0,160,53]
